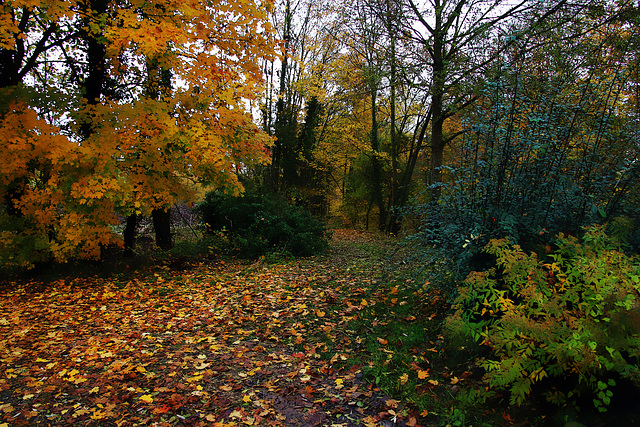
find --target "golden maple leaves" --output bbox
[0,0,276,266]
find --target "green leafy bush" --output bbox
[195,191,329,258]
[446,225,640,411]
[407,47,640,291]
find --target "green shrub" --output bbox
[446,225,640,411]
[195,191,329,258]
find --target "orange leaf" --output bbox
[153,404,170,414]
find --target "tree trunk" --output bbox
[79,0,108,140]
[369,85,387,231]
[152,208,172,250]
[387,10,399,234]
[429,23,447,201]
[123,214,139,257]
[270,0,292,193]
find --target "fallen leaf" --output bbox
[153,404,170,414]
[399,373,408,385]
[0,404,15,413]
[90,410,107,420]
[139,394,154,403]
[229,409,243,419]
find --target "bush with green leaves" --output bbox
[446,225,640,411]
[407,24,640,291]
[195,191,329,258]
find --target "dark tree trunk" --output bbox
[429,27,447,201]
[152,208,172,250]
[123,213,139,257]
[270,0,292,193]
[369,86,387,231]
[77,0,108,140]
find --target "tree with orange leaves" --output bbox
[0,0,275,267]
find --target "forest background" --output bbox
[2,0,640,423]
[1,0,639,266]
[1,0,639,268]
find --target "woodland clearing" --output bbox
[4,230,638,426]
[0,230,451,427]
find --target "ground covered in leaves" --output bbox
[0,230,456,426]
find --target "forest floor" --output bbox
[2,229,632,426]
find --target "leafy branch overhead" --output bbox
[0,0,275,266]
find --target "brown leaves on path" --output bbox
[0,230,414,426]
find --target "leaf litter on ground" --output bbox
[0,230,437,426]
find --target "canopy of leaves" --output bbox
[0,0,276,267]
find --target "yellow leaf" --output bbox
[399,373,409,385]
[35,358,49,363]
[139,394,153,403]
[243,394,251,403]
[418,369,429,379]
[316,310,325,318]
[0,403,15,413]
[360,299,368,306]
[90,410,106,420]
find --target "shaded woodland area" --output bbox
[2,0,640,425]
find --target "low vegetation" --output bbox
[196,191,330,258]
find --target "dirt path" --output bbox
[0,230,411,426]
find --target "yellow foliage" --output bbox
[0,0,276,267]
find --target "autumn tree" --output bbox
[398,0,577,202]
[0,0,275,267]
